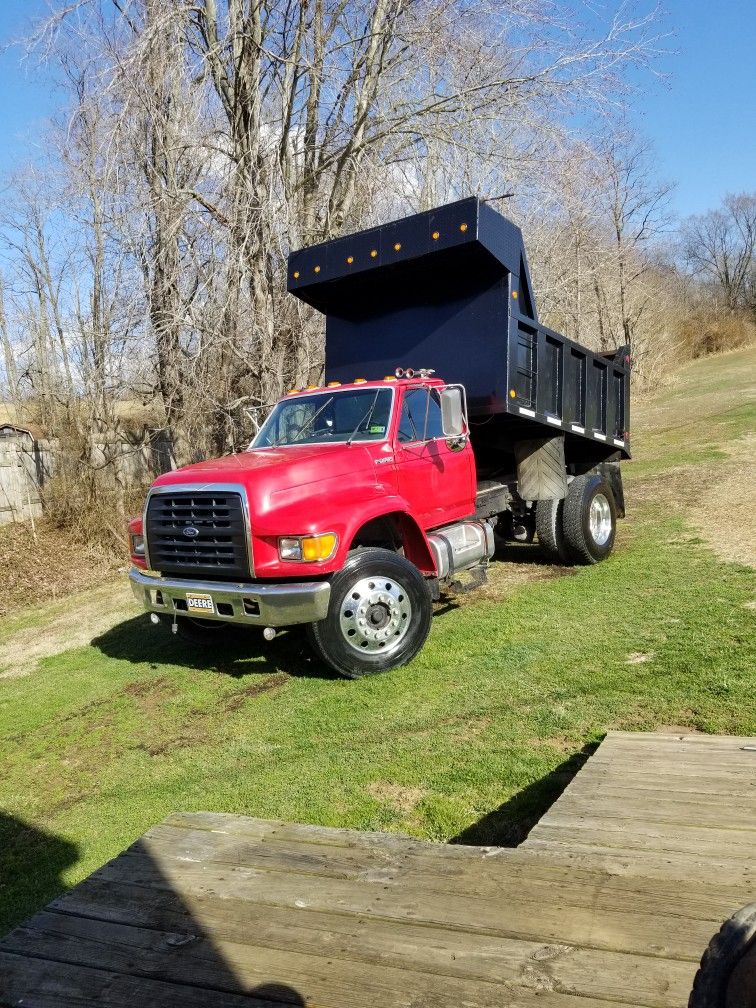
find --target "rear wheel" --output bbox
[562,473,617,564]
[307,548,432,679]
[535,497,569,563]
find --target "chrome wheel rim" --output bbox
[339,576,412,656]
[589,493,612,546]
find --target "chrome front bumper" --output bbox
[128,568,331,627]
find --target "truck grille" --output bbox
[145,489,251,580]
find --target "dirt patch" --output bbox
[367,781,429,815]
[222,672,290,711]
[626,652,655,665]
[124,675,177,717]
[0,581,138,680]
[532,735,587,755]
[689,434,756,567]
[451,715,492,743]
[137,710,218,756]
[123,675,173,699]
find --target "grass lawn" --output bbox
[1,347,754,935]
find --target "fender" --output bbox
[342,500,437,575]
[249,489,438,578]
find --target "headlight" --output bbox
[278,533,338,562]
[130,533,145,556]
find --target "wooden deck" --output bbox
[2,731,755,1006]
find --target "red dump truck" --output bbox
[128,197,630,678]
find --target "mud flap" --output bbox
[514,436,568,501]
[598,461,626,518]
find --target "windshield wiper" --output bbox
[290,396,335,443]
[346,390,381,446]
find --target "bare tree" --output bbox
[0,0,674,535]
[681,193,756,315]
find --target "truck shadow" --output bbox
[92,616,340,680]
[0,812,308,1004]
[494,542,564,567]
[0,812,80,938]
[449,743,599,847]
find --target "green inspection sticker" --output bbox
[369,425,386,434]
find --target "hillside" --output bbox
[0,347,754,934]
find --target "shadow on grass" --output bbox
[494,541,563,567]
[0,812,308,1004]
[450,743,599,847]
[0,812,79,937]
[92,615,339,680]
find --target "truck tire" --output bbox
[562,473,617,564]
[687,902,756,1007]
[307,548,432,679]
[535,498,570,563]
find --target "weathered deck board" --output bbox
[2,732,754,1006]
[524,732,756,874]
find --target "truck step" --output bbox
[448,563,488,595]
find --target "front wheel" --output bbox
[307,548,432,679]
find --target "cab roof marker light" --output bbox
[354,378,367,383]
[383,376,397,381]
[327,381,342,387]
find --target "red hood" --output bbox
[151,444,387,529]
[155,442,378,483]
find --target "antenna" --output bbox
[482,193,515,203]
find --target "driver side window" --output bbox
[397,388,444,442]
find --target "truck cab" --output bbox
[129,373,495,677]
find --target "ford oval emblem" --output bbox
[183,526,200,538]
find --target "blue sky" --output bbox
[0,0,753,220]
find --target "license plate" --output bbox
[185,592,215,615]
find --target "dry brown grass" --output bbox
[0,582,138,680]
[367,781,429,815]
[689,433,756,567]
[0,519,124,617]
[677,312,756,360]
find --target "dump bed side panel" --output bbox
[507,320,630,457]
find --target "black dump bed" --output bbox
[288,197,630,468]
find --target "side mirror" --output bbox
[440,386,466,438]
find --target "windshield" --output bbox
[251,388,393,448]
